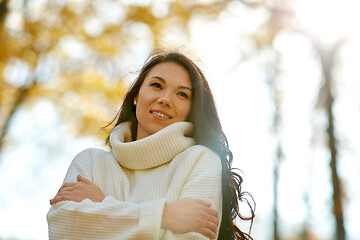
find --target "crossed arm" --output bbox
[50,175,219,239]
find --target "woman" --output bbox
[48,49,255,239]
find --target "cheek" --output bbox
[136,100,149,119]
[135,96,147,119]
[178,102,192,120]
[137,90,150,110]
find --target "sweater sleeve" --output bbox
[162,147,223,240]
[47,149,166,240]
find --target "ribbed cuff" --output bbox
[138,198,166,240]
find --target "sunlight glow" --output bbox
[294,0,360,45]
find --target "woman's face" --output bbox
[135,61,192,140]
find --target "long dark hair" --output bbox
[105,49,255,239]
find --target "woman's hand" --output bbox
[162,198,219,239]
[50,175,105,205]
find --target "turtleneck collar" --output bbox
[109,122,195,170]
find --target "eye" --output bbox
[177,91,189,99]
[150,82,162,89]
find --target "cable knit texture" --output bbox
[47,122,222,240]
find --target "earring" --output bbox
[134,99,137,106]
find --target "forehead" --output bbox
[145,62,192,87]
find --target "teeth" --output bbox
[151,111,171,119]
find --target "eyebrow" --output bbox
[151,76,192,92]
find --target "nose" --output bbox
[157,94,172,107]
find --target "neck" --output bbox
[110,121,195,170]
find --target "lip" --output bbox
[150,109,173,120]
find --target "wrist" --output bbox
[161,203,170,229]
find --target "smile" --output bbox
[150,111,173,119]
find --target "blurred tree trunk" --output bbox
[0,0,36,151]
[0,0,9,151]
[266,52,282,240]
[273,146,281,240]
[301,184,312,240]
[0,0,8,21]
[272,86,281,240]
[0,0,33,151]
[314,39,346,240]
[0,82,36,151]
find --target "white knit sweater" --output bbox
[47,122,222,239]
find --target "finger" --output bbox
[198,212,218,229]
[77,175,92,184]
[205,213,219,227]
[205,220,218,235]
[50,196,66,205]
[50,195,68,205]
[193,199,211,207]
[197,204,218,222]
[198,227,216,239]
[58,182,76,192]
[51,191,80,204]
[205,207,219,219]
[58,186,76,194]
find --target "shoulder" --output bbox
[70,148,112,171]
[64,148,112,182]
[185,145,221,160]
[72,148,108,162]
[179,145,223,192]
[180,145,222,170]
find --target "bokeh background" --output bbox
[1,0,359,239]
